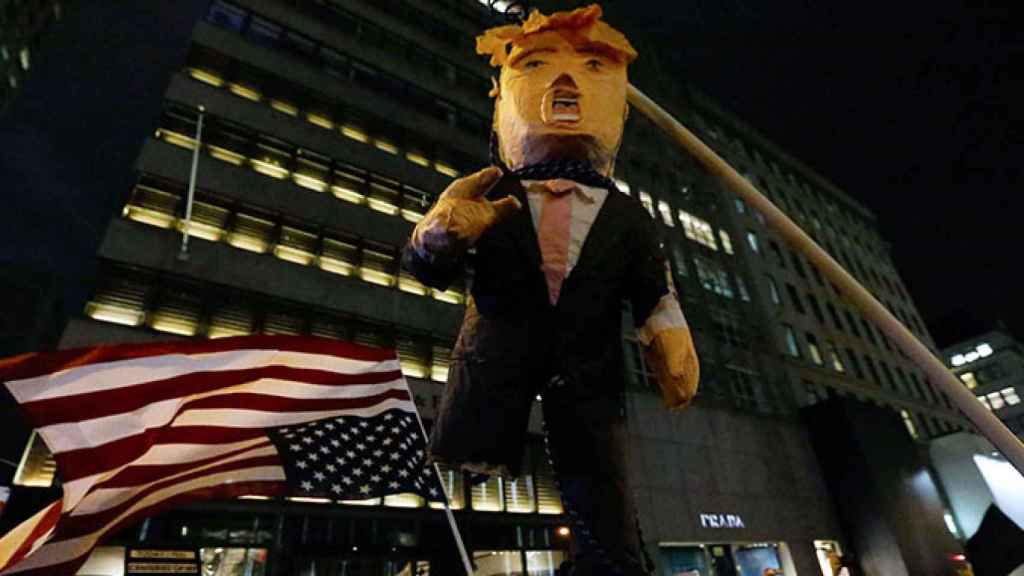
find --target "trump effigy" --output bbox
[402,5,701,574]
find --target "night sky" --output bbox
[598,0,1022,346]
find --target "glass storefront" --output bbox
[660,543,782,576]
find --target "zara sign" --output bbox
[699,513,746,529]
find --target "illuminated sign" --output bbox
[126,548,199,575]
[699,513,745,529]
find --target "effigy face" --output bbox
[494,31,628,171]
[478,5,637,173]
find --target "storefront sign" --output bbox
[699,513,746,529]
[126,547,199,574]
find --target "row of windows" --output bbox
[801,380,961,440]
[204,1,491,139]
[958,362,1008,390]
[977,387,1021,412]
[84,263,457,383]
[157,103,449,217]
[782,323,946,408]
[122,173,464,302]
[186,44,480,176]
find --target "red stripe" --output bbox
[0,335,397,383]
[22,366,404,427]
[0,500,62,573]
[92,441,273,490]
[5,480,288,576]
[55,390,409,482]
[55,456,284,540]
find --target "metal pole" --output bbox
[178,105,205,261]
[625,83,1024,475]
[409,398,475,575]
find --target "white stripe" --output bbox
[70,445,278,517]
[1,467,284,574]
[170,397,416,428]
[0,500,60,570]
[6,349,400,403]
[61,438,270,513]
[37,379,407,454]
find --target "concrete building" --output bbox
[3,1,974,574]
[943,328,1024,438]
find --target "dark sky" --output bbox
[594,1,1023,346]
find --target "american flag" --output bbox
[0,335,444,575]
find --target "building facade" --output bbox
[5,1,973,575]
[943,328,1024,438]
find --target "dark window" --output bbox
[786,284,805,314]
[247,16,283,47]
[807,293,825,324]
[208,0,247,31]
[768,241,786,268]
[790,250,807,279]
[845,348,864,379]
[861,319,878,345]
[827,303,844,332]
[863,355,881,384]
[845,310,861,337]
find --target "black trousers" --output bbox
[541,385,650,576]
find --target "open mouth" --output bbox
[547,89,581,123]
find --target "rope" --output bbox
[489,131,623,192]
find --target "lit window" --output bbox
[6,74,14,89]
[1002,387,1020,406]
[341,123,369,143]
[735,275,750,302]
[367,182,401,216]
[827,342,845,373]
[951,354,966,367]
[746,231,760,253]
[734,198,746,214]
[806,333,824,366]
[471,476,504,511]
[19,48,30,71]
[434,161,459,178]
[638,191,655,219]
[318,238,357,276]
[901,410,919,439]
[406,151,430,167]
[293,156,330,193]
[432,286,465,305]
[228,82,261,101]
[207,306,254,339]
[13,432,56,487]
[657,200,674,227]
[977,343,993,357]
[359,248,396,287]
[274,226,317,266]
[431,346,451,383]
[986,391,1005,410]
[959,372,978,390]
[977,395,992,411]
[678,210,718,250]
[0,46,7,61]
[397,338,428,379]
[123,185,179,229]
[251,143,290,179]
[719,230,734,255]
[613,178,631,195]
[269,99,298,116]
[766,275,781,305]
[306,112,334,130]
[227,213,274,253]
[428,463,464,510]
[177,200,229,242]
[398,272,429,296]
[965,351,980,363]
[331,168,367,204]
[782,325,800,358]
[373,138,399,155]
[188,67,224,87]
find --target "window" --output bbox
[786,284,805,314]
[827,342,845,372]
[861,319,878,345]
[746,231,760,253]
[693,257,733,298]
[711,308,747,347]
[657,200,674,227]
[719,230,734,255]
[768,240,785,268]
[734,198,746,214]
[845,310,861,337]
[958,368,974,387]
[790,250,807,279]
[638,191,655,218]
[901,410,919,440]
[806,333,824,366]
[735,275,750,302]
[766,275,781,305]
[679,210,718,250]
[845,348,864,379]
[1004,387,1021,406]
[807,293,825,324]
[782,325,800,358]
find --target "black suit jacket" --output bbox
[402,175,669,475]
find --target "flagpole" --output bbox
[178,104,205,262]
[625,83,1024,475]
[408,401,475,575]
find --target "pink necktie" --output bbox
[537,179,575,305]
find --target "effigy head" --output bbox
[477,5,637,173]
